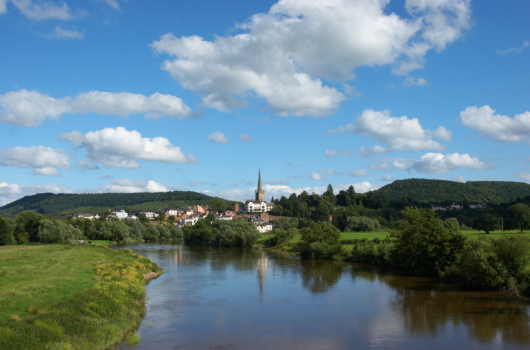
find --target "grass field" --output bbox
[0,244,161,349]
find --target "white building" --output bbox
[243,170,274,213]
[110,209,128,220]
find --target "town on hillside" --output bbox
[72,171,277,234]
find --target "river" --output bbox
[116,241,530,350]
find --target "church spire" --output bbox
[256,169,265,201]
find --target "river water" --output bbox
[116,242,530,350]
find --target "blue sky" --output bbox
[0,0,529,206]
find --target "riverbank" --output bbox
[0,244,162,349]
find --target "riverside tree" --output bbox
[506,204,530,233]
[0,215,16,245]
[299,222,342,259]
[473,213,500,234]
[390,208,466,277]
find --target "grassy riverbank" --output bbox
[0,244,162,349]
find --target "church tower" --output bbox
[255,170,265,202]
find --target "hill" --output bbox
[0,191,223,217]
[376,179,530,204]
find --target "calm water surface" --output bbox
[116,242,530,350]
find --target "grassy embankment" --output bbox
[0,244,162,349]
[259,229,530,252]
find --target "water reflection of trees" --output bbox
[299,260,343,294]
[353,267,530,346]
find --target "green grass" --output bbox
[461,229,530,240]
[258,231,390,243]
[0,244,162,349]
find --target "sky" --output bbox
[0,0,529,207]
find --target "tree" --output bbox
[390,208,466,276]
[158,211,166,224]
[299,222,342,259]
[473,214,500,234]
[322,184,337,206]
[347,185,356,206]
[0,216,15,246]
[506,204,530,233]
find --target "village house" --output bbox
[109,209,128,220]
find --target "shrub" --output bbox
[299,222,342,259]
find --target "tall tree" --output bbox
[0,216,15,246]
[323,184,337,206]
[507,204,530,233]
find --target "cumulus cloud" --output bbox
[96,0,120,11]
[460,105,530,143]
[48,26,84,39]
[402,77,428,87]
[433,126,453,141]
[497,41,529,55]
[310,172,326,181]
[0,0,7,14]
[0,145,70,176]
[380,174,394,181]
[516,173,530,183]
[325,149,352,158]
[151,0,470,116]
[369,159,412,171]
[207,132,229,143]
[329,109,448,153]
[240,133,252,141]
[348,170,367,177]
[60,127,197,169]
[0,89,192,127]
[0,181,73,206]
[453,175,466,183]
[412,152,490,174]
[76,161,99,170]
[318,169,336,176]
[10,0,77,21]
[99,179,169,193]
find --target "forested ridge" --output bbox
[0,191,218,217]
[377,179,530,204]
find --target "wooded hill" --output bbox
[377,179,530,204]
[0,191,220,217]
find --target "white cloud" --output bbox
[10,0,77,21]
[402,77,428,87]
[497,41,529,55]
[369,159,412,171]
[0,89,192,127]
[207,132,229,143]
[189,180,208,187]
[318,168,336,176]
[76,161,99,170]
[240,133,252,141]
[433,126,452,141]
[348,170,367,177]
[99,179,169,193]
[0,182,73,206]
[268,179,289,185]
[325,149,353,158]
[0,0,7,14]
[330,109,447,153]
[453,175,465,183]
[460,105,530,143]
[356,145,389,157]
[96,0,120,11]
[0,145,70,176]
[151,0,470,116]
[412,152,490,174]
[516,173,530,183]
[310,172,326,181]
[48,26,84,39]
[381,174,394,181]
[60,127,197,169]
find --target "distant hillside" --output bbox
[377,179,530,204]
[0,191,222,217]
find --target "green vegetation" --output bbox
[378,179,530,204]
[0,190,237,217]
[0,244,162,349]
[298,222,342,259]
[183,219,260,247]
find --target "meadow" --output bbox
[0,244,162,349]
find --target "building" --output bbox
[244,170,274,213]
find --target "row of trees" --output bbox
[0,211,183,246]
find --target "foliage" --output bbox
[389,208,466,276]
[183,219,260,247]
[506,204,530,233]
[473,213,501,234]
[37,219,76,244]
[299,222,342,259]
[378,179,530,204]
[443,237,530,293]
[0,216,16,246]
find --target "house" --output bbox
[138,211,159,220]
[74,213,100,220]
[109,209,128,220]
[243,170,274,213]
[256,223,273,234]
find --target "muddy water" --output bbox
[117,242,530,349]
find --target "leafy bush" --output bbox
[298,222,342,259]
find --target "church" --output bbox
[243,170,274,213]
